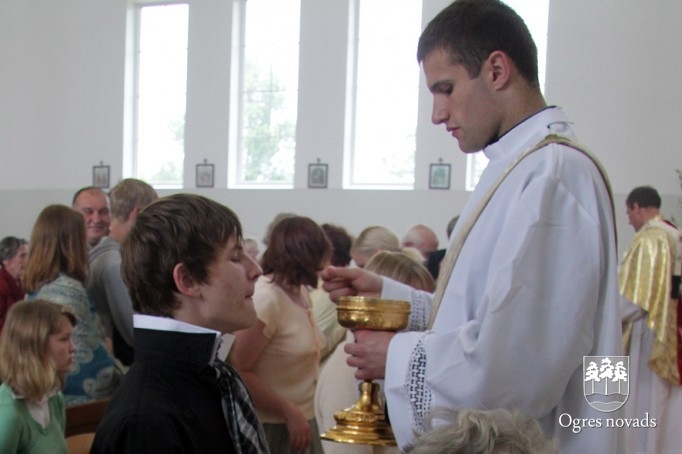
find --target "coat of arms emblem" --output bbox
[583,356,629,412]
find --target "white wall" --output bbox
[546,0,682,197]
[1,0,681,250]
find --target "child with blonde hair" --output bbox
[0,300,77,453]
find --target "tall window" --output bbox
[345,0,422,189]
[235,0,301,187]
[133,3,189,188]
[466,0,549,191]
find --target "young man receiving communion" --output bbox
[92,194,269,453]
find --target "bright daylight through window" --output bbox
[130,1,546,191]
[236,0,300,187]
[346,0,422,189]
[133,3,188,189]
[466,0,549,191]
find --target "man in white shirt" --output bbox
[322,1,623,452]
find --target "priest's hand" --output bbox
[321,266,383,301]
[345,329,394,380]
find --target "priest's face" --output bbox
[195,236,262,334]
[626,203,644,232]
[422,48,501,153]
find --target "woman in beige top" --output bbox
[232,216,331,454]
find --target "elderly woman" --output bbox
[0,236,28,334]
[232,216,331,454]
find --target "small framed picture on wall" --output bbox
[93,165,110,189]
[196,162,215,188]
[429,163,451,190]
[308,163,328,189]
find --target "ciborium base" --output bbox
[320,380,396,446]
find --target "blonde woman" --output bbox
[350,226,401,268]
[364,251,436,289]
[23,205,121,405]
[0,300,77,453]
[316,251,435,454]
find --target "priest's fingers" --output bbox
[343,332,390,380]
[354,365,384,381]
[327,285,358,302]
[345,345,385,380]
[321,266,383,301]
[344,341,365,364]
[352,330,393,379]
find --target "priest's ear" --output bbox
[172,263,200,297]
[484,50,512,90]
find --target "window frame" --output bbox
[130,0,189,189]
[342,0,422,190]
[229,0,301,189]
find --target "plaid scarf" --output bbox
[213,358,270,454]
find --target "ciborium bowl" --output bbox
[336,296,411,331]
[321,296,410,446]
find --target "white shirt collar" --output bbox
[133,314,235,362]
[484,106,570,162]
[10,388,58,429]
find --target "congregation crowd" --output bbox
[2,1,682,453]
[0,179,465,453]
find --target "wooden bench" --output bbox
[65,398,111,437]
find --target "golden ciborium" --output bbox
[321,296,410,446]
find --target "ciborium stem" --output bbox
[355,380,382,413]
[320,379,395,446]
[320,297,410,446]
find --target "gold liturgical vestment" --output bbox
[620,215,680,384]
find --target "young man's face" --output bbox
[422,48,500,153]
[73,190,111,247]
[196,236,262,334]
[109,209,139,244]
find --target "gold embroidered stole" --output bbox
[427,134,615,329]
[620,216,680,384]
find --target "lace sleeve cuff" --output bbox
[407,288,430,331]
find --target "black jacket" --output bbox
[91,328,236,453]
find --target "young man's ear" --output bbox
[172,263,200,297]
[128,206,143,223]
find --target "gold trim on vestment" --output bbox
[428,134,615,329]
